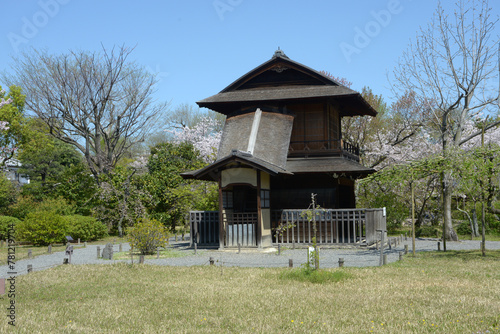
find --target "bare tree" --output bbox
[3,45,169,183]
[392,0,500,240]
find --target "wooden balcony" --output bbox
[288,139,360,161]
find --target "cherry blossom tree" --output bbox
[391,0,500,240]
[170,116,222,163]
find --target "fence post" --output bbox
[289,259,293,268]
[399,251,403,261]
[194,243,197,255]
[27,264,33,273]
[377,229,385,266]
[238,243,241,254]
[97,246,101,259]
[277,244,281,256]
[437,241,441,251]
[338,258,344,267]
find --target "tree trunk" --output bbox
[443,177,458,241]
[472,207,479,237]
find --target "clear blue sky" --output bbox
[1,0,499,112]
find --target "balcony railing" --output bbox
[288,139,360,161]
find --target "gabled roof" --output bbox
[181,150,292,181]
[197,50,377,117]
[220,49,341,92]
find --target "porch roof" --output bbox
[181,150,292,181]
[285,157,376,175]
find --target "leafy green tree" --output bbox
[52,163,97,216]
[0,85,27,164]
[19,119,82,185]
[143,142,209,231]
[19,119,84,200]
[0,172,18,212]
[93,166,150,236]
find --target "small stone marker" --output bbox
[0,278,5,295]
[27,264,33,273]
[119,243,122,252]
[404,244,408,255]
[101,243,114,260]
[289,259,293,268]
[338,258,344,267]
[48,245,52,254]
[209,257,214,265]
[28,249,32,259]
[139,255,145,264]
[399,251,403,261]
[97,246,101,259]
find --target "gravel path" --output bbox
[2,237,499,278]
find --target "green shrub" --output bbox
[456,221,472,236]
[416,226,439,238]
[0,216,21,240]
[6,197,74,220]
[5,196,39,220]
[127,219,169,255]
[34,198,75,215]
[16,211,70,246]
[67,215,108,241]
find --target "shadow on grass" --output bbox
[279,268,353,284]
[418,249,500,261]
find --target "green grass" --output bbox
[1,250,500,333]
[279,267,353,284]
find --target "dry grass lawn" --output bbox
[1,250,499,333]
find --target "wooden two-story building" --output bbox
[183,50,386,248]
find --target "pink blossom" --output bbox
[170,117,222,163]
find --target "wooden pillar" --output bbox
[256,170,262,248]
[218,176,224,250]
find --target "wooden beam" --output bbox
[218,176,224,250]
[256,170,262,248]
